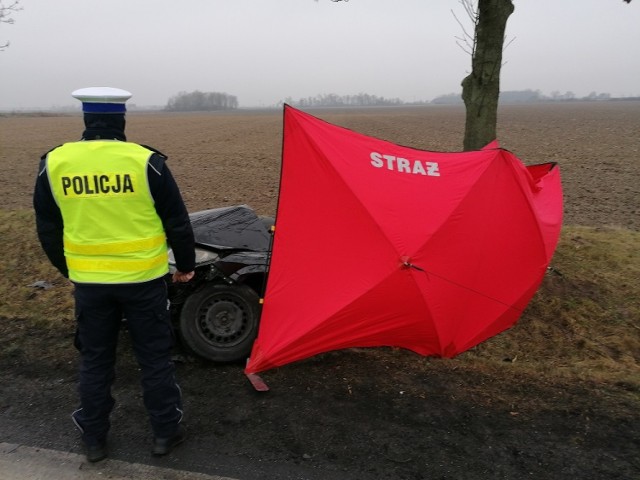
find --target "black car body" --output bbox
[166,205,273,362]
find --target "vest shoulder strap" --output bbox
[139,144,168,159]
[40,144,63,160]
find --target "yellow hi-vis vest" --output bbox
[47,140,169,284]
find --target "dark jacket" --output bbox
[33,127,195,279]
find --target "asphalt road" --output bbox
[1,442,237,480]
[0,411,359,480]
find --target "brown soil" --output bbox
[2,103,640,229]
[1,103,639,479]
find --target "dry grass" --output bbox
[2,209,638,392]
[459,226,640,388]
[0,210,74,326]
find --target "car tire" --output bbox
[179,283,260,363]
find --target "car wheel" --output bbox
[179,283,260,362]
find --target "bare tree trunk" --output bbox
[461,0,514,151]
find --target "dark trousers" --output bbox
[71,278,183,445]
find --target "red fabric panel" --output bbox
[245,106,563,374]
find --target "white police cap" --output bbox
[71,86,132,114]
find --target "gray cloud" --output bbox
[1,0,638,110]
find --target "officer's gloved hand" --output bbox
[172,271,194,283]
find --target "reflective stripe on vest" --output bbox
[66,254,168,273]
[47,140,169,284]
[63,233,167,255]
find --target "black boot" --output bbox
[152,424,187,456]
[85,441,108,463]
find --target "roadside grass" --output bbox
[0,210,74,326]
[460,225,639,386]
[2,209,638,395]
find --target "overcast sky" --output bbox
[1,0,639,110]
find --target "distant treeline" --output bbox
[165,90,238,112]
[280,93,404,108]
[275,90,638,109]
[430,89,638,105]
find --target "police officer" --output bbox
[33,87,196,462]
